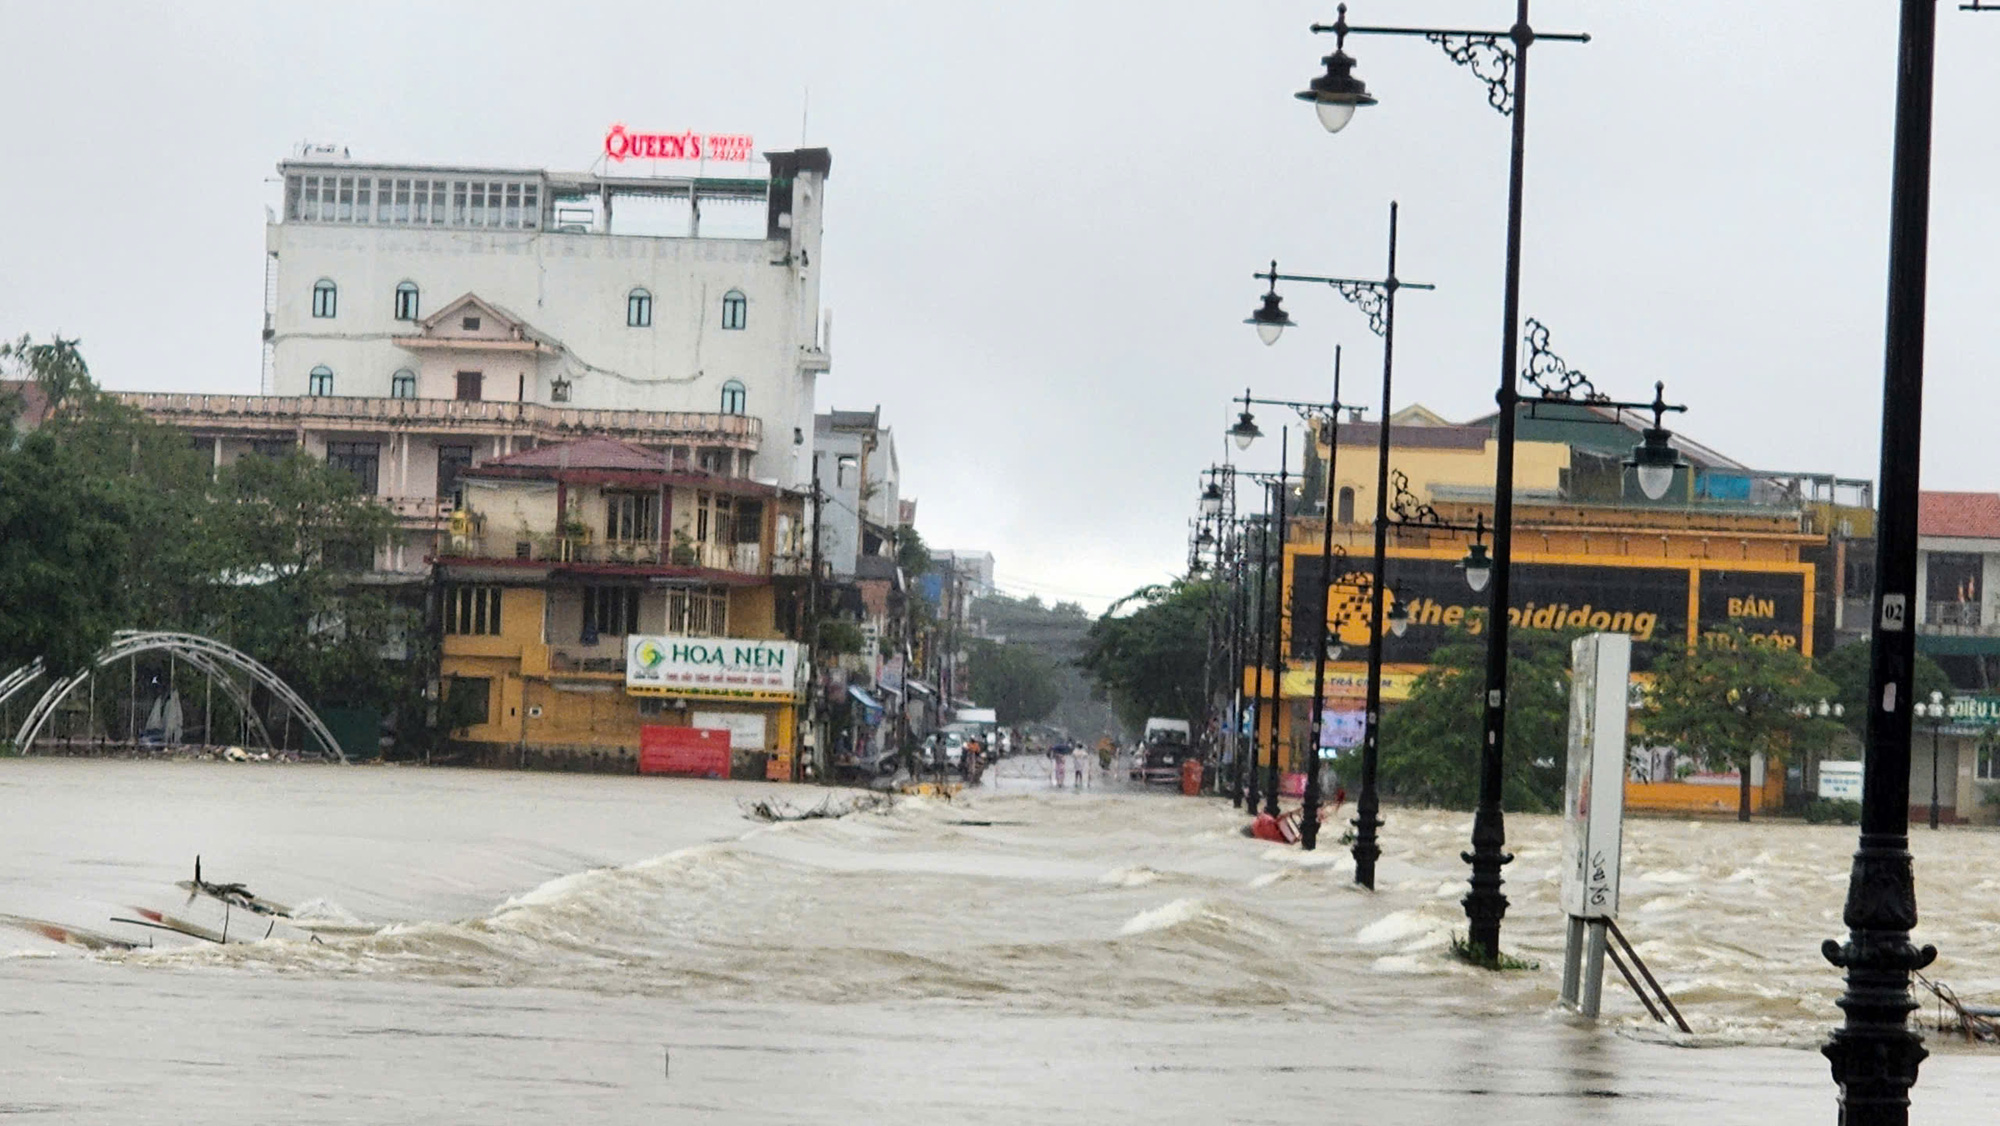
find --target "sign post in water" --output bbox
[1558,632,1631,1019]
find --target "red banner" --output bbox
[639,726,732,778]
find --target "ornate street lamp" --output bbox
[1241,207,1435,867]
[1245,269,1296,346]
[1200,481,1225,516]
[1229,391,1265,451]
[1625,382,1687,501]
[1304,0,1590,960]
[1296,41,1377,134]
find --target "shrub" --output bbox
[1802,797,1863,825]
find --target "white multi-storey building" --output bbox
[121,147,832,573]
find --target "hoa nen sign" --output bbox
[626,636,801,701]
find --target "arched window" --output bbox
[308,365,334,396]
[1337,486,1356,525]
[311,279,338,318]
[394,281,420,321]
[627,287,652,328]
[721,289,747,330]
[390,369,417,399]
[719,379,747,415]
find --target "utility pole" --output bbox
[802,467,824,783]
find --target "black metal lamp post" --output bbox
[1236,447,1296,820]
[1303,0,1589,958]
[1821,3,1999,1120]
[1243,203,1433,874]
[1383,318,1685,958]
[1231,361,1358,847]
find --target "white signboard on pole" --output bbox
[1560,632,1630,920]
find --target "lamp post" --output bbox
[1230,358,1357,847]
[1383,320,1685,957]
[1195,465,1247,798]
[1243,202,1434,875]
[1301,0,1590,959]
[1235,447,1295,820]
[1923,691,1946,831]
[1821,2,2000,1119]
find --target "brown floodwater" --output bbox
[2,756,1996,1124]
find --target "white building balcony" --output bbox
[114,392,763,451]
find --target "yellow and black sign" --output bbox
[1288,550,1811,670]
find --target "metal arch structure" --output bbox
[10,632,346,763]
[0,661,45,711]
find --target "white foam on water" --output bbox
[1356,910,1435,946]
[1099,866,1162,888]
[1119,898,1211,936]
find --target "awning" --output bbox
[847,686,884,713]
[1918,634,2000,657]
[905,679,938,700]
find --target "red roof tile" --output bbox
[1919,491,2000,539]
[483,436,668,472]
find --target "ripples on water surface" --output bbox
[3,758,1998,1124]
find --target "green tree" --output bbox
[966,638,1061,726]
[1079,579,1215,733]
[0,426,130,675]
[894,524,932,580]
[214,449,405,706]
[1379,627,1573,812]
[1815,639,1952,740]
[1644,628,1842,821]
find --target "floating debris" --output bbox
[1918,971,1999,1043]
[738,793,894,822]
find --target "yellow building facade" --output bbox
[437,437,806,777]
[1246,410,1830,816]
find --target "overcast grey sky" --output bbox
[3,1,1996,612]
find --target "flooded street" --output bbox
[4,757,1999,1124]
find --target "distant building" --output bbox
[812,407,900,579]
[119,147,833,574]
[931,549,995,597]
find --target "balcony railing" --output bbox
[388,495,454,522]
[114,392,763,448]
[1925,601,1983,629]
[440,534,766,575]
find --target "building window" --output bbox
[436,445,474,503]
[394,282,420,321]
[308,365,335,396]
[721,289,747,330]
[581,585,641,641]
[837,455,857,489]
[390,369,417,399]
[720,379,746,416]
[605,492,659,543]
[445,585,504,636]
[1337,487,1356,525]
[665,586,730,637]
[326,441,380,495]
[627,287,652,328]
[455,372,483,401]
[1980,742,2000,781]
[250,439,295,459]
[311,279,337,318]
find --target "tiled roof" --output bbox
[484,436,667,472]
[1920,491,2000,540]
